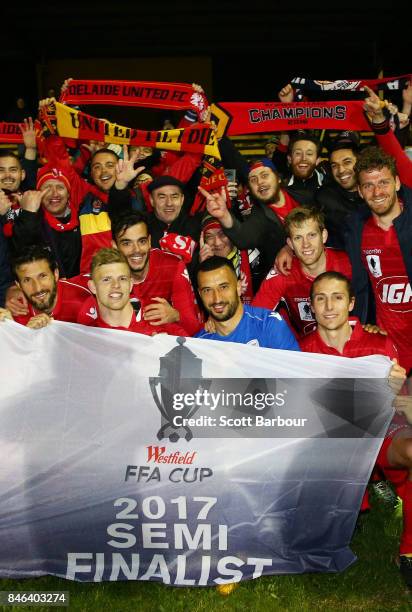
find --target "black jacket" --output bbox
[223,201,286,281]
[11,210,81,278]
[316,182,364,249]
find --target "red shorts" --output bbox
[376,429,410,499]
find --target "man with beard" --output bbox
[201,160,294,282]
[283,132,324,206]
[271,85,324,206]
[343,146,412,374]
[316,132,364,248]
[195,256,299,350]
[10,245,90,328]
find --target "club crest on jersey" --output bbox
[298,300,314,322]
[366,254,382,278]
[92,199,102,213]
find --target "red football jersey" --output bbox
[361,217,412,372]
[14,279,90,326]
[300,317,399,361]
[90,310,187,336]
[130,249,201,334]
[75,249,202,335]
[268,190,299,222]
[253,248,352,337]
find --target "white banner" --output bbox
[0,321,394,584]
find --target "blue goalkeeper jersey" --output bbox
[195,305,300,351]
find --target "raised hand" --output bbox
[278,83,294,103]
[20,189,46,213]
[198,231,214,263]
[0,190,12,216]
[198,186,233,228]
[60,77,73,95]
[21,117,37,159]
[402,81,412,108]
[115,145,146,190]
[5,286,28,316]
[274,244,293,276]
[363,85,385,123]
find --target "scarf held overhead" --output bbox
[47,102,220,158]
[60,80,209,118]
[211,100,371,135]
[291,74,412,93]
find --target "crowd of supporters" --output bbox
[1,77,412,587]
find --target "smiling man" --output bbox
[146,175,201,248]
[343,146,412,374]
[300,271,412,587]
[76,212,201,334]
[111,212,201,334]
[316,132,364,248]
[86,248,187,336]
[279,132,324,207]
[202,161,292,282]
[11,244,89,328]
[90,149,118,193]
[253,208,351,337]
[195,256,299,350]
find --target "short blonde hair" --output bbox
[90,248,128,278]
[284,207,325,237]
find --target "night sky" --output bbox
[1,4,410,117]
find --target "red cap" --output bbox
[36,165,71,192]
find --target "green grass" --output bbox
[1,493,410,612]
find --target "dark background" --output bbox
[1,4,410,123]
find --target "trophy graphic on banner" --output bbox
[149,337,211,442]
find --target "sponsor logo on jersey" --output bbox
[366,254,382,278]
[364,248,382,255]
[86,306,98,319]
[269,311,282,321]
[377,276,412,310]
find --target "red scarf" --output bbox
[291,74,412,93]
[212,100,370,135]
[190,157,230,215]
[43,207,79,232]
[60,80,209,120]
[0,123,24,143]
